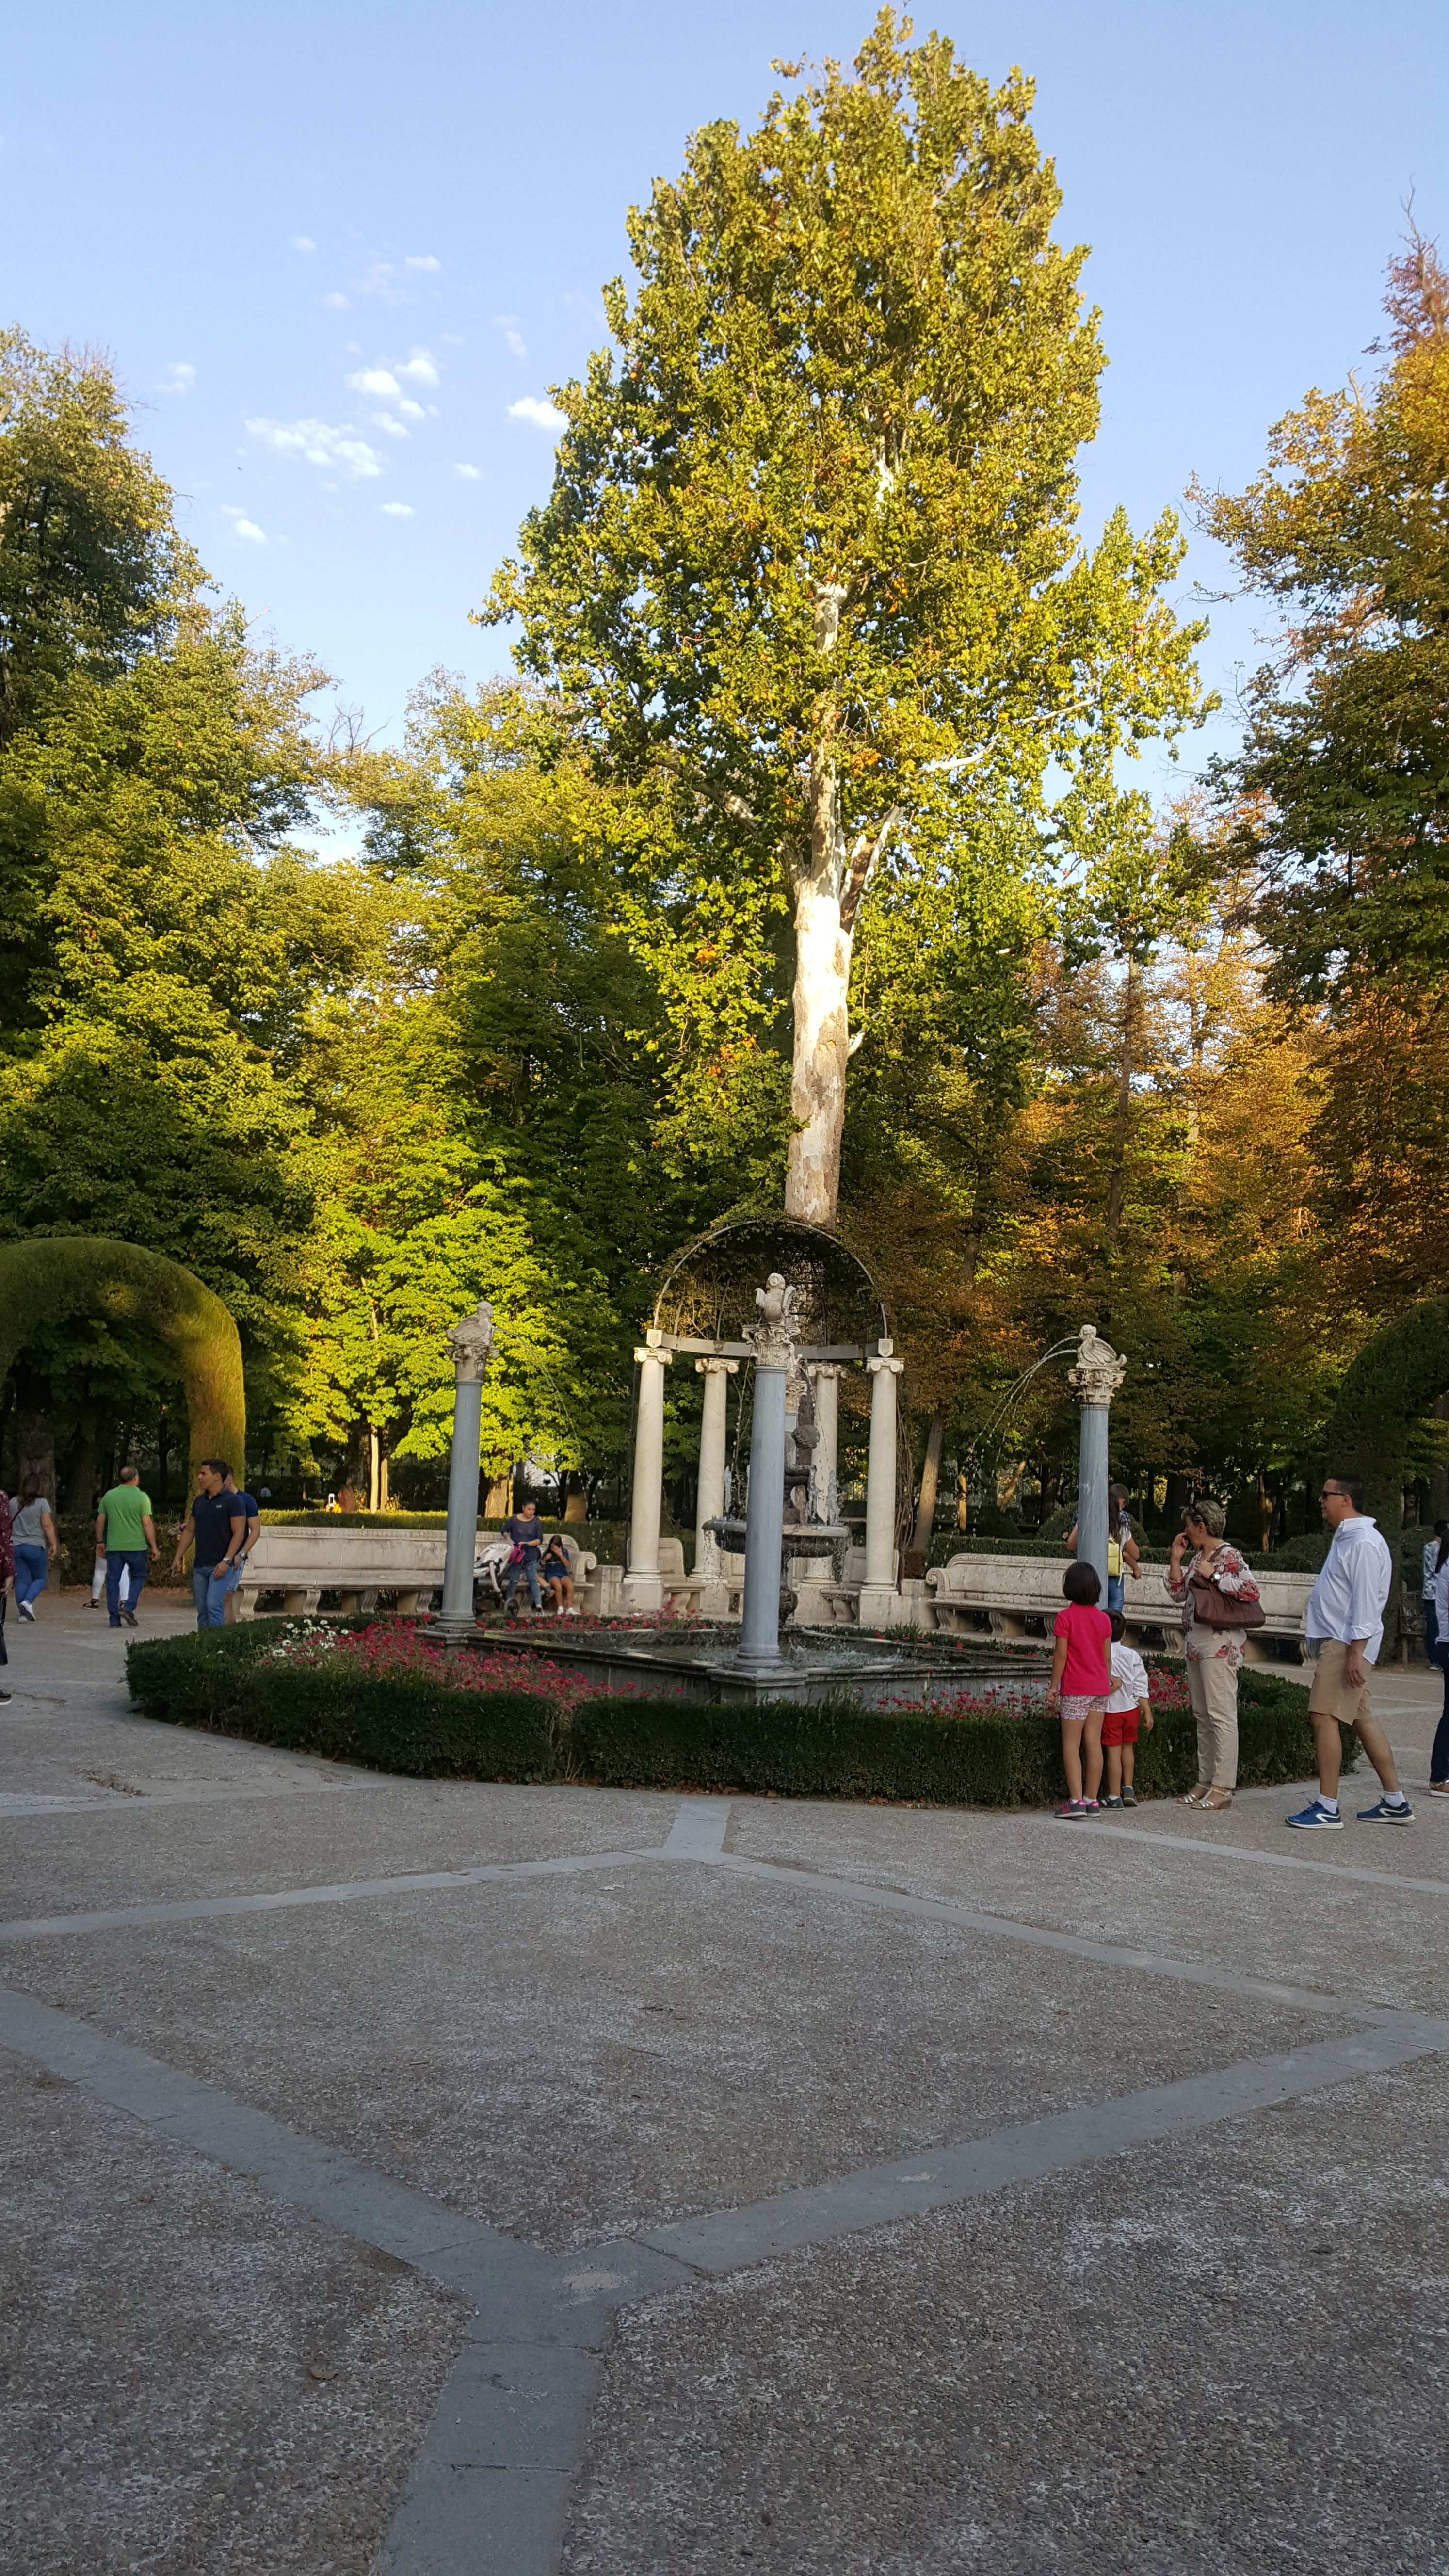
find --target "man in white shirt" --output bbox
[1288,1473,1410,1829]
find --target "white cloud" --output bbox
[322,291,351,310]
[371,412,410,440]
[292,234,317,253]
[508,395,567,433]
[405,254,441,272]
[454,462,482,480]
[245,417,384,478]
[223,506,268,545]
[396,352,439,387]
[347,365,401,398]
[158,361,195,395]
[381,501,414,516]
[493,314,527,361]
[397,397,426,422]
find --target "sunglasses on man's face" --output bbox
[1320,1488,1344,1501]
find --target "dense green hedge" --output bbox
[125,1625,1354,1807]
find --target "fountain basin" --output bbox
[461,1624,1050,1709]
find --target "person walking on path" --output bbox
[1421,1520,1447,1667]
[95,1467,159,1630]
[1165,1499,1260,1811]
[218,1470,261,1624]
[8,1477,57,1618]
[502,1499,546,1614]
[0,1486,13,1702]
[1287,1473,1410,1830]
[169,1462,247,1630]
[1048,1561,1111,1819]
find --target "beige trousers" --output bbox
[1187,1652,1240,1787]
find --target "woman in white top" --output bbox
[9,1477,57,1619]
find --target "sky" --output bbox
[5,0,1448,809]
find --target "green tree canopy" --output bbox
[1200,227,1449,999]
[0,329,199,747]
[486,12,1208,1224]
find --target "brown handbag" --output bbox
[1190,1571,1265,1630]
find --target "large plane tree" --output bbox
[486,13,1205,1223]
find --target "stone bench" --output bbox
[238,1526,599,1620]
[923,1553,1316,1665]
[238,1525,447,1618]
[800,1545,868,1627]
[657,1536,708,1611]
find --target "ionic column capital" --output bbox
[867,1354,904,1378]
[634,1345,674,1368]
[695,1356,739,1377]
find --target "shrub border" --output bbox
[124,1624,1355,1809]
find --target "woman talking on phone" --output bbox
[1165,1498,1263,1811]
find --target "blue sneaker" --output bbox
[1357,1796,1415,1824]
[1287,1801,1344,1829]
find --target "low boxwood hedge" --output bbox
[125,1624,1355,1808]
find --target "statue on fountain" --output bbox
[746,1272,801,1370]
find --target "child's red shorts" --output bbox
[1100,1706,1140,1747]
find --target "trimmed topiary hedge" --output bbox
[125,1624,1354,1808]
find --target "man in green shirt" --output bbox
[95,1467,159,1630]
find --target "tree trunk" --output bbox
[563,1471,589,1523]
[64,1430,99,1516]
[785,876,853,1225]
[911,1412,944,1560]
[13,1395,55,1500]
[483,1467,511,1518]
[782,586,900,1229]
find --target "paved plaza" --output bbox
[2,1595,1447,2575]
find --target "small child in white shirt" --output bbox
[1100,1613,1153,1808]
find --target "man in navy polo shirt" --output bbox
[169,1460,247,1629]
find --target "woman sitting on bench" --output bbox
[541,1534,577,1615]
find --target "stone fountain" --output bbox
[449,1272,1048,1710]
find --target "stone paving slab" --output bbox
[0,2054,462,2576]
[4,1600,1448,2573]
[1,1867,1350,2253]
[723,1795,1449,2014]
[562,2056,1449,2576]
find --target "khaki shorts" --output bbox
[1307,1638,1374,1728]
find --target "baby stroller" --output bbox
[472,1535,513,1611]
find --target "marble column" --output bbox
[859,1341,905,1626]
[809,1364,841,1526]
[1068,1325,1127,1598]
[624,1335,672,1612]
[738,1356,789,1665]
[694,1356,737,1605]
[436,1301,495,1642]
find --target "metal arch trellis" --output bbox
[959,1339,1082,1523]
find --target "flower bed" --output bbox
[124,1621,1350,1807]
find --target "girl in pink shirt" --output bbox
[1049,1561,1112,1819]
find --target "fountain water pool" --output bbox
[461,1620,1050,1709]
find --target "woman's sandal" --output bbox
[1181,1783,1212,1805]
[1198,1787,1234,1811]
